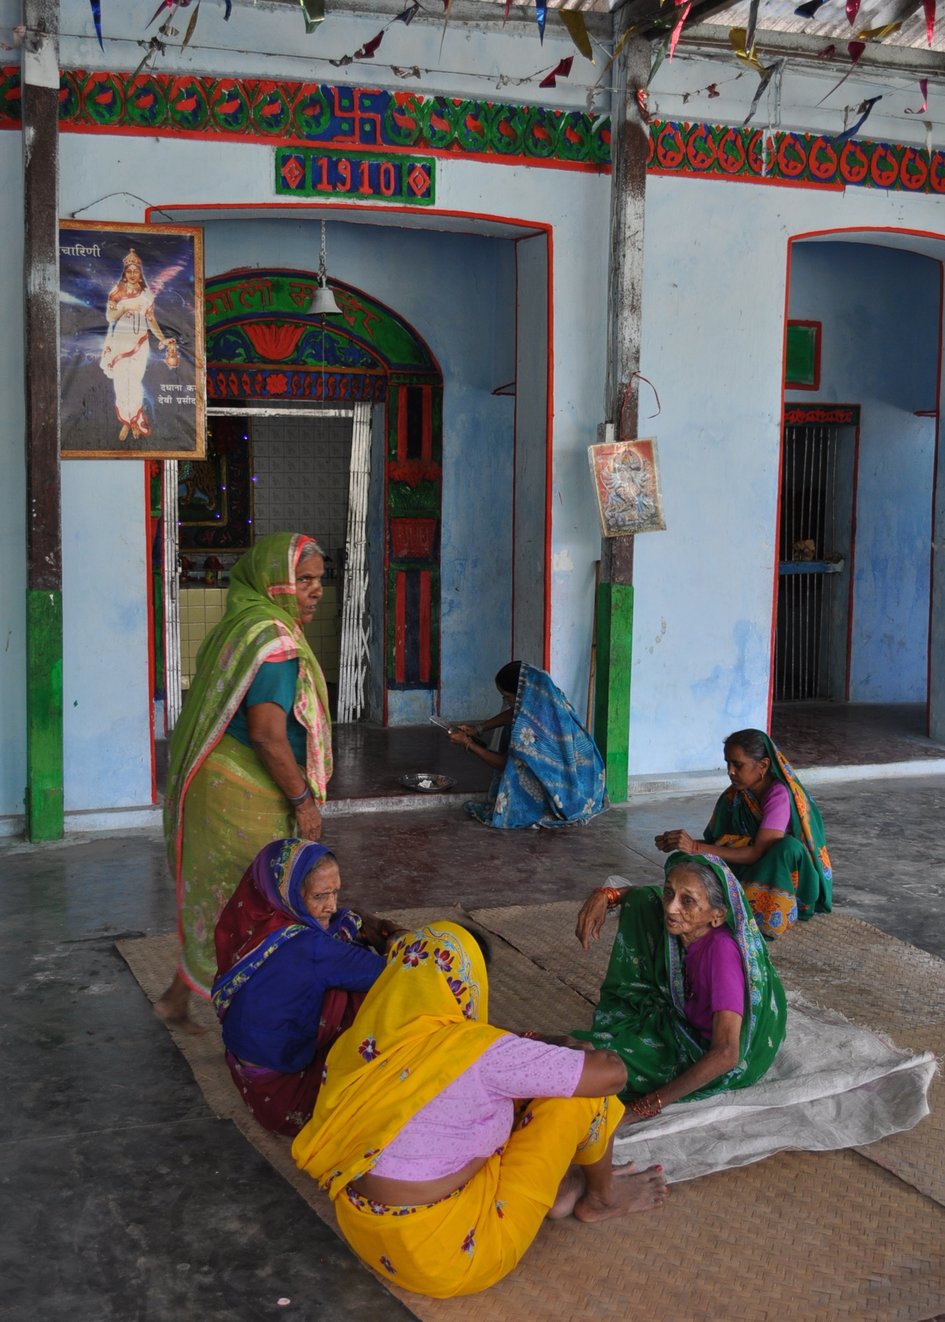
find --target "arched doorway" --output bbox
[179,266,444,725]
[776,229,945,755]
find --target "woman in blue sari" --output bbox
[212,838,394,1136]
[450,662,607,829]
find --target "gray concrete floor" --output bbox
[2,771,944,1320]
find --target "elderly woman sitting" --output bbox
[212,838,398,1137]
[292,922,667,1298]
[574,854,787,1120]
[654,728,832,939]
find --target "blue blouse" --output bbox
[221,929,384,1072]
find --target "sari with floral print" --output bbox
[574,855,787,1102]
[465,664,607,829]
[705,731,832,938]
[292,922,622,1298]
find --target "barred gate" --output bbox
[774,421,847,701]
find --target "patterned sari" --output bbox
[292,922,623,1299]
[465,664,607,829]
[574,855,787,1101]
[705,731,833,939]
[211,839,378,1137]
[164,533,332,995]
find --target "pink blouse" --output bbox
[369,1034,585,1182]
[759,781,791,833]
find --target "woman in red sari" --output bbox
[212,838,396,1136]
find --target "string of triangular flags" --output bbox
[81,0,937,135]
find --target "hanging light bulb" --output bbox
[309,218,342,316]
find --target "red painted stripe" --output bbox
[145,466,157,805]
[419,570,431,683]
[394,571,406,684]
[926,260,944,733]
[421,387,432,463]
[397,387,408,464]
[543,226,554,670]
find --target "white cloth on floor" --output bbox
[612,992,937,1183]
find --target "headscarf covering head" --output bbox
[212,838,354,1020]
[225,532,322,633]
[254,837,335,924]
[164,532,333,883]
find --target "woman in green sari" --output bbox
[573,854,787,1121]
[655,729,832,939]
[157,532,333,1032]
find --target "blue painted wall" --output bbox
[788,241,938,703]
[62,462,154,809]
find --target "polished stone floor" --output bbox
[772,701,945,767]
[3,769,945,1320]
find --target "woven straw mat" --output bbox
[117,906,945,1322]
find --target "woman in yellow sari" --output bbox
[292,922,668,1299]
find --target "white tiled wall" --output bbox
[180,584,340,689]
[251,415,353,567]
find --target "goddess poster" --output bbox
[587,437,666,538]
[59,220,205,458]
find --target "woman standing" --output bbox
[158,532,332,1031]
[655,728,832,938]
[100,248,170,442]
[449,661,607,829]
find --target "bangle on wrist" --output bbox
[288,784,312,807]
[595,885,624,911]
[629,1091,663,1120]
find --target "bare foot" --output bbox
[547,1166,586,1220]
[154,1001,207,1036]
[154,974,207,1036]
[118,424,130,442]
[574,1164,668,1223]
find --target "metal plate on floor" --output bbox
[400,772,456,793]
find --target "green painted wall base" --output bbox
[593,581,634,805]
[26,589,64,841]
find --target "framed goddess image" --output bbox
[587,437,666,538]
[59,220,205,459]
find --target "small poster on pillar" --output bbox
[587,437,666,538]
[59,220,206,459]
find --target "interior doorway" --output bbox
[154,402,377,785]
[778,233,943,760]
[774,409,857,703]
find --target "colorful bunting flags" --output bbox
[299,0,325,34]
[923,0,936,44]
[669,0,692,59]
[182,1,200,48]
[904,77,929,113]
[539,55,573,88]
[855,21,902,39]
[845,0,861,23]
[559,8,594,62]
[89,0,103,51]
[832,93,881,141]
[535,0,547,43]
